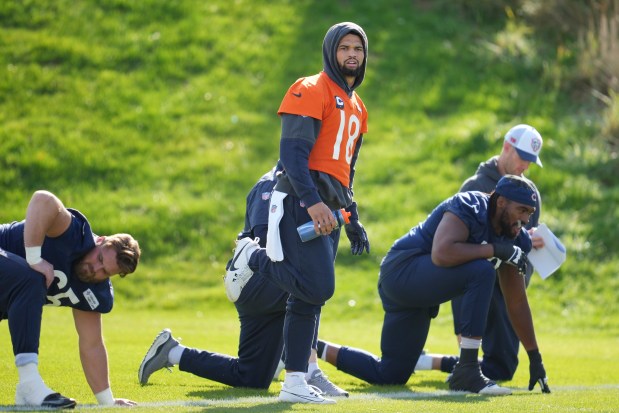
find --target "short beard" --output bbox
[498,209,518,240]
[73,261,98,283]
[340,65,362,78]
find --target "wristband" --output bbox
[25,246,43,265]
[527,349,542,363]
[345,202,359,221]
[95,387,115,405]
[492,243,513,261]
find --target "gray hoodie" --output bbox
[322,21,368,96]
[275,22,369,210]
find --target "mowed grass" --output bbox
[1,1,619,412]
[1,308,618,412]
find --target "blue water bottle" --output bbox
[297,209,352,242]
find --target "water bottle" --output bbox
[297,209,351,242]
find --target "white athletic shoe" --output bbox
[16,381,76,409]
[478,382,513,395]
[279,382,336,404]
[224,237,260,302]
[307,369,349,397]
[138,328,180,385]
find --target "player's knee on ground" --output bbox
[377,367,412,385]
[238,375,273,389]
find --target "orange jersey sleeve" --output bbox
[278,72,368,187]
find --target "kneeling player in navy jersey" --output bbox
[0,190,141,408]
[139,164,457,395]
[139,163,350,397]
[316,175,551,395]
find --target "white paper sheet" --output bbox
[527,223,567,279]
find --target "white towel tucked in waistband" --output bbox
[266,190,287,262]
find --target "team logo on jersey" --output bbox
[262,191,271,201]
[335,96,344,109]
[83,289,100,310]
[271,205,278,213]
[299,200,306,208]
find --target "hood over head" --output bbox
[322,22,368,96]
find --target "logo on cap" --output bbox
[504,124,543,167]
[530,137,542,154]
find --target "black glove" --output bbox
[493,243,528,275]
[345,220,370,255]
[527,349,551,393]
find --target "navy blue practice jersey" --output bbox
[244,168,278,233]
[382,191,532,270]
[0,208,114,313]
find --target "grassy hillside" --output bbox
[0,1,617,330]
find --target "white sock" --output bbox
[460,337,481,349]
[16,363,52,405]
[168,345,185,365]
[17,362,41,383]
[284,372,306,387]
[415,354,433,370]
[305,363,320,380]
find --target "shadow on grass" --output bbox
[188,401,295,413]
[184,389,295,413]
[184,382,499,410]
[352,383,501,406]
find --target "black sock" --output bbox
[316,340,326,359]
[460,348,479,364]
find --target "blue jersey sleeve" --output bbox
[445,192,492,244]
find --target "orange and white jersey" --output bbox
[278,71,368,187]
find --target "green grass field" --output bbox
[1,0,619,411]
[1,308,619,412]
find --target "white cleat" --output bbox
[279,382,336,404]
[224,237,260,302]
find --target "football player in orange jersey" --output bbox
[224,22,370,404]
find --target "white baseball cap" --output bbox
[504,124,543,167]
